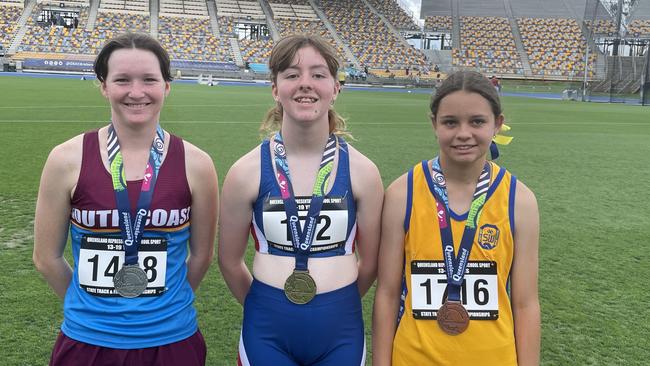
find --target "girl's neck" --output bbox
[111,120,159,150]
[438,155,488,186]
[280,119,330,155]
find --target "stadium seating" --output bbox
[267,0,309,5]
[3,0,630,80]
[215,0,264,19]
[424,15,452,32]
[318,0,428,69]
[268,2,317,21]
[159,15,210,37]
[454,16,523,74]
[585,19,617,35]
[158,16,232,62]
[364,0,419,31]
[0,4,23,49]
[238,38,273,64]
[37,0,90,7]
[159,0,209,17]
[99,0,148,13]
[95,11,150,32]
[274,18,347,62]
[517,17,595,77]
[217,16,235,36]
[628,19,650,36]
[18,6,92,54]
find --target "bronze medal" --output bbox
[284,270,317,305]
[437,301,470,335]
[113,264,148,298]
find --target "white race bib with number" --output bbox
[410,260,499,320]
[262,197,349,253]
[78,235,167,297]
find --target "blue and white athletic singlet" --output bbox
[251,138,357,257]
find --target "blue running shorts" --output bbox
[238,278,365,366]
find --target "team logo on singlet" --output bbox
[478,224,499,250]
[70,206,191,229]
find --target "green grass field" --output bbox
[1,75,649,365]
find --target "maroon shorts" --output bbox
[49,330,206,366]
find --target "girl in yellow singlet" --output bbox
[372,70,540,366]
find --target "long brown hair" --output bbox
[260,34,350,138]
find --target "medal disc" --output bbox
[113,264,148,298]
[437,301,470,335]
[284,270,317,305]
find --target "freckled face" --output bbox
[101,48,170,127]
[272,46,339,126]
[433,90,503,165]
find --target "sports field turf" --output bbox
[0,75,649,365]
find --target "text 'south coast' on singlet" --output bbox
[392,160,519,366]
[63,130,197,349]
[251,138,357,257]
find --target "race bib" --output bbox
[410,260,499,320]
[78,235,167,297]
[262,196,349,253]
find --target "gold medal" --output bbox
[437,301,470,335]
[284,270,317,305]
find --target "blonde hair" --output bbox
[260,34,351,139]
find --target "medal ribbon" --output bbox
[273,132,336,271]
[430,157,491,302]
[107,124,165,266]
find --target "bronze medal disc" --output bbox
[113,264,148,298]
[437,301,470,335]
[284,270,317,305]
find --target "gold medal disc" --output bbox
[284,270,317,305]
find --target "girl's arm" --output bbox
[33,136,83,299]
[511,181,541,366]
[349,147,384,296]
[218,150,260,305]
[372,174,408,366]
[184,142,219,291]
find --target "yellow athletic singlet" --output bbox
[392,160,518,366]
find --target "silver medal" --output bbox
[113,264,148,298]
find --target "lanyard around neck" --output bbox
[273,132,337,271]
[107,124,165,265]
[430,157,491,302]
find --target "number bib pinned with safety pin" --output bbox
[261,196,349,254]
[409,260,499,321]
[78,235,168,297]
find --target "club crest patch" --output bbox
[478,224,499,250]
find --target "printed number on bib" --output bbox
[263,196,348,253]
[410,260,499,320]
[78,235,167,297]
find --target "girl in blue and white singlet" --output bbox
[218,34,383,366]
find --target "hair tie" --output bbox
[490,124,513,160]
